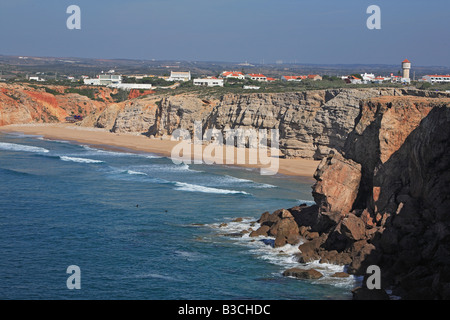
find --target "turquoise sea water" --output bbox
[0,132,358,300]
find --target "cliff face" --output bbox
[207,89,391,159]
[358,98,450,299]
[88,87,447,159]
[250,96,450,299]
[0,83,108,126]
[3,83,447,163]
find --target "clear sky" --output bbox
[0,0,449,66]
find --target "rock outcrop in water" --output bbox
[251,96,450,299]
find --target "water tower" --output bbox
[402,59,411,79]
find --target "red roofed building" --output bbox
[221,71,245,79]
[281,75,306,82]
[307,74,322,81]
[245,73,267,82]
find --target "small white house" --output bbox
[168,71,191,82]
[361,73,375,81]
[29,76,45,82]
[84,74,122,86]
[193,78,224,87]
[245,74,267,82]
[83,78,101,85]
[221,71,245,79]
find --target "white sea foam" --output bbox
[253,183,277,189]
[0,142,49,153]
[81,145,136,157]
[81,145,163,159]
[38,138,71,144]
[174,182,250,195]
[126,170,147,176]
[206,175,276,189]
[59,156,104,164]
[134,273,180,282]
[223,175,253,183]
[209,217,257,234]
[150,163,202,173]
[297,199,316,206]
[208,216,360,289]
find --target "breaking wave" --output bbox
[207,217,361,289]
[0,142,49,154]
[174,182,250,195]
[59,156,104,164]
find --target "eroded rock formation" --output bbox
[83,87,449,160]
[3,83,448,163]
[0,83,109,126]
[251,96,450,299]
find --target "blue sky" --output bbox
[0,0,449,66]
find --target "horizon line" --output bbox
[1,53,449,69]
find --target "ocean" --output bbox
[0,132,358,300]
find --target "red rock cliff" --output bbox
[0,83,112,126]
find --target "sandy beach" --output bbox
[0,123,319,179]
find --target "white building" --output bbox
[372,77,386,84]
[243,85,260,90]
[84,74,122,86]
[193,78,224,87]
[221,71,245,79]
[421,75,450,84]
[361,73,375,81]
[108,83,153,90]
[29,76,45,82]
[168,71,191,82]
[245,73,267,82]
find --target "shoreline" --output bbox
[0,123,319,181]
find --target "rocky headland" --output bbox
[247,96,450,299]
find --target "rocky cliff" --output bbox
[83,87,449,160]
[0,83,109,126]
[3,83,448,162]
[249,96,450,299]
